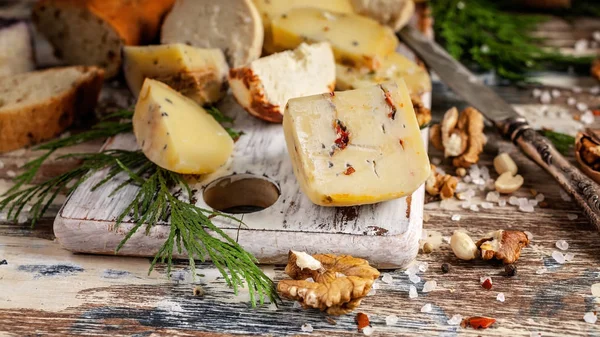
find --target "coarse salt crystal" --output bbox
[594,31,600,41]
[552,250,566,264]
[540,91,551,104]
[551,89,561,98]
[6,170,16,178]
[509,196,519,206]
[560,189,572,201]
[409,285,418,299]
[535,193,545,202]
[293,301,302,309]
[529,199,538,206]
[470,205,480,212]
[461,201,471,209]
[481,202,494,209]
[577,102,589,112]
[431,157,441,165]
[555,240,569,250]
[419,262,429,272]
[497,292,505,302]
[591,283,600,297]
[372,282,381,290]
[386,314,399,325]
[362,326,374,336]
[405,264,420,275]
[532,88,542,97]
[381,273,393,284]
[525,231,534,241]
[536,267,547,274]
[17,214,28,224]
[421,303,432,313]
[567,97,577,106]
[574,39,589,53]
[409,274,421,284]
[447,314,463,325]
[498,199,507,207]
[422,280,437,293]
[463,176,472,183]
[367,288,376,296]
[591,86,600,95]
[581,110,595,125]
[519,204,535,213]
[301,324,313,332]
[440,199,453,210]
[486,191,500,202]
[451,214,461,221]
[573,86,583,93]
[584,312,598,324]
[565,253,575,261]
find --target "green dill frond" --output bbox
[540,129,575,155]
[206,106,244,141]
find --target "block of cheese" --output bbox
[229,42,335,123]
[336,52,431,95]
[161,0,263,68]
[252,0,354,54]
[283,81,430,206]
[350,0,415,31]
[271,7,398,70]
[123,44,229,106]
[0,19,35,77]
[133,79,234,174]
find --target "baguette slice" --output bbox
[229,42,335,123]
[123,44,229,106]
[0,66,104,153]
[32,0,175,78]
[0,19,35,77]
[161,0,263,68]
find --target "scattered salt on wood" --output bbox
[301,323,314,332]
[481,202,494,209]
[385,314,399,326]
[469,205,480,212]
[372,282,381,290]
[532,89,542,98]
[551,89,561,98]
[421,303,432,313]
[367,288,376,296]
[293,301,302,309]
[591,283,600,297]
[524,231,534,241]
[577,102,589,112]
[409,285,418,299]
[581,110,595,125]
[564,253,575,262]
[381,273,393,284]
[560,189,572,202]
[6,170,16,178]
[583,312,598,324]
[567,97,577,106]
[519,204,535,213]
[590,86,600,95]
[535,193,545,202]
[574,39,589,53]
[418,262,429,273]
[422,280,437,293]
[498,199,507,207]
[509,196,519,206]
[555,240,569,251]
[362,326,374,336]
[573,86,583,93]
[567,214,578,220]
[431,157,442,165]
[536,267,547,274]
[497,292,505,302]
[447,314,463,325]
[409,274,421,284]
[540,91,551,104]
[486,191,500,202]
[552,251,566,264]
[451,214,461,221]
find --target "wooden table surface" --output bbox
[2,4,600,336]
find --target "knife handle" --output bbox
[501,117,600,230]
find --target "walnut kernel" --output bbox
[475,230,530,264]
[425,164,458,199]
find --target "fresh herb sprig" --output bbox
[540,129,575,155]
[431,0,594,81]
[207,106,244,140]
[0,108,276,305]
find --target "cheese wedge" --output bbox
[229,42,335,123]
[133,79,234,174]
[252,0,354,54]
[123,44,229,106]
[283,81,430,206]
[271,7,398,70]
[336,52,431,95]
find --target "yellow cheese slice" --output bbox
[123,44,229,106]
[133,79,234,174]
[271,7,398,70]
[336,52,432,95]
[283,81,431,206]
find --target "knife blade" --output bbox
[398,25,600,230]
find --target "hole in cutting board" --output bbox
[203,174,280,214]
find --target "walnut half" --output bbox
[277,251,380,316]
[475,230,530,264]
[425,164,458,199]
[411,94,431,128]
[575,129,600,184]
[429,107,486,168]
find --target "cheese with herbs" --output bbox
[133,79,234,174]
[283,81,430,206]
[123,44,229,105]
[336,52,431,95]
[271,7,398,70]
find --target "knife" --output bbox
[399,25,600,230]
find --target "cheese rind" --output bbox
[283,81,430,206]
[229,42,335,123]
[252,0,354,54]
[123,44,229,105]
[271,7,398,70]
[133,79,234,174]
[335,52,431,95]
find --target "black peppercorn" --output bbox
[441,263,449,273]
[505,264,517,277]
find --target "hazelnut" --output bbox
[450,231,479,261]
[422,242,434,254]
[494,172,524,194]
[493,153,518,175]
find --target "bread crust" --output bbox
[32,0,174,77]
[0,66,104,153]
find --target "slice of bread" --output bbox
[0,19,35,77]
[229,42,335,123]
[0,66,104,153]
[161,0,263,68]
[32,0,175,78]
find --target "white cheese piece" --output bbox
[0,19,34,77]
[252,0,354,54]
[350,0,415,31]
[123,44,229,106]
[133,79,234,174]
[229,42,335,123]
[271,7,398,70]
[161,0,263,68]
[336,52,431,95]
[283,81,430,206]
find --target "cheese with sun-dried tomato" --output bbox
[283,81,430,206]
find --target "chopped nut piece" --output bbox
[425,164,458,199]
[277,251,380,315]
[476,230,530,264]
[576,129,600,184]
[193,285,205,297]
[429,107,486,168]
[422,242,433,254]
[455,167,467,177]
[411,94,431,128]
[356,312,370,331]
[494,172,524,194]
[592,58,600,81]
[450,231,479,261]
[493,153,518,175]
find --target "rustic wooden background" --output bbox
[2,3,600,337]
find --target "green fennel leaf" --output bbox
[540,130,575,155]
